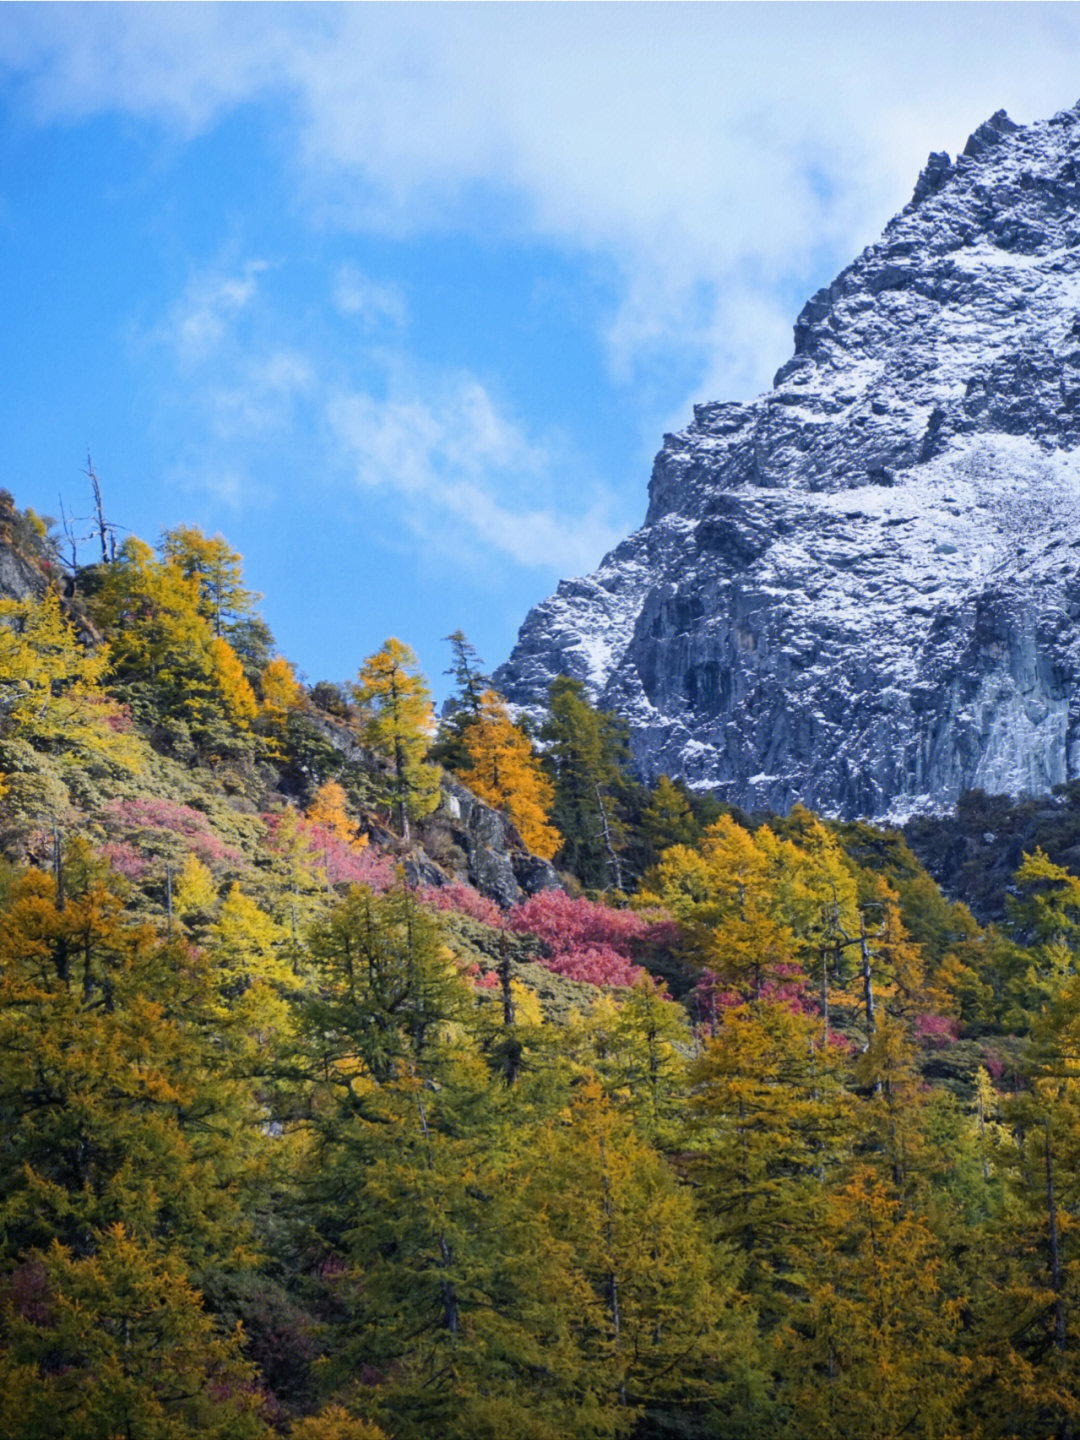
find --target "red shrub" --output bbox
[302,823,396,891]
[418,882,504,928]
[915,1012,960,1048]
[103,797,243,868]
[981,1047,1006,1080]
[263,811,396,893]
[507,890,656,987]
[692,965,816,1025]
[99,840,151,880]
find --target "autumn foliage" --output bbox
[7,498,1080,1437]
[457,689,561,860]
[508,888,654,986]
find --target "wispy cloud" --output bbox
[141,260,314,508]
[333,265,407,329]
[7,6,1080,401]
[156,260,268,365]
[206,350,314,439]
[327,379,618,573]
[143,257,617,567]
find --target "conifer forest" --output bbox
[6,491,1080,1440]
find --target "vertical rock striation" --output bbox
[497,102,1080,821]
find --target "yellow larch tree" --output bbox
[352,638,440,840]
[160,523,260,638]
[93,536,257,746]
[172,853,219,929]
[0,591,138,767]
[261,654,304,721]
[306,780,367,850]
[458,689,561,861]
[210,635,258,725]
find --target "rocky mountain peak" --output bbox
[497,101,1080,822]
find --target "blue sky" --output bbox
[4,4,1080,702]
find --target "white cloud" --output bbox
[10,5,1080,400]
[333,266,407,329]
[207,349,314,439]
[327,379,617,572]
[157,260,268,364]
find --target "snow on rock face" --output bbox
[496,102,1080,820]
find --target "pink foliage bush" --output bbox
[302,822,396,891]
[915,1012,960,1048]
[507,890,655,987]
[539,943,648,987]
[418,882,504,928]
[99,840,151,880]
[510,890,648,952]
[692,964,816,1027]
[103,703,134,734]
[981,1047,1006,1081]
[104,797,243,868]
[262,812,397,893]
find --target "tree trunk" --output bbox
[418,1099,459,1335]
[86,452,109,564]
[821,947,829,1036]
[594,783,623,892]
[1046,1121,1067,1352]
[598,1133,626,1406]
[859,913,876,1035]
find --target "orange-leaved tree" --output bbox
[306,780,367,850]
[458,689,561,860]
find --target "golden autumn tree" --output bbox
[160,523,260,639]
[458,689,561,860]
[94,537,210,693]
[644,816,800,1002]
[92,537,256,749]
[0,592,142,841]
[778,1167,966,1439]
[306,780,367,850]
[160,525,276,680]
[261,652,304,718]
[0,592,136,766]
[256,654,305,759]
[0,1224,271,1440]
[352,638,439,840]
[289,1410,388,1440]
[210,635,258,724]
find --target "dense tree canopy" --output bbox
[6,495,1080,1437]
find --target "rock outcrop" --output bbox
[423,773,561,907]
[497,101,1080,821]
[0,492,48,603]
[300,711,561,905]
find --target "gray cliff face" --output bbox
[0,541,47,603]
[497,103,1080,821]
[427,773,562,907]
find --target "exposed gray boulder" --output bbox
[429,773,561,907]
[0,539,47,602]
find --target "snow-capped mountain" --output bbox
[496,104,1080,821]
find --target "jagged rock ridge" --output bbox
[497,101,1080,821]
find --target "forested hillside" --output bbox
[5,490,1080,1438]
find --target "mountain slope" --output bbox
[497,103,1080,820]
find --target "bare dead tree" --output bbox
[83,451,110,563]
[58,493,80,576]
